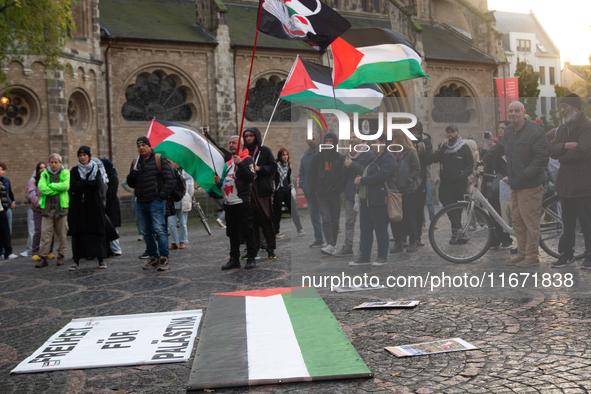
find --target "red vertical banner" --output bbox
[295,176,308,209]
[495,77,519,120]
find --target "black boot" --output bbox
[221,258,240,270]
[244,258,256,269]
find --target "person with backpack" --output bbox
[168,162,192,250]
[127,136,176,271]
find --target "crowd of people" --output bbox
[1,93,590,271]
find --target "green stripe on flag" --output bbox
[154,140,221,196]
[281,92,376,114]
[282,287,371,377]
[337,58,429,89]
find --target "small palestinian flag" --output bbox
[280,56,383,114]
[146,120,225,195]
[331,27,430,89]
[258,0,351,51]
[187,287,371,390]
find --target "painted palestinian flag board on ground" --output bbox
[259,0,351,50]
[187,287,371,390]
[280,56,383,114]
[146,119,225,195]
[331,27,430,89]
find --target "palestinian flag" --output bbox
[187,287,371,390]
[280,56,383,114]
[259,0,351,51]
[146,119,225,195]
[331,27,430,89]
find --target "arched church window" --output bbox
[245,76,298,122]
[68,90,91,133]
[431,85,472,123]
[0,88,41,134]
[122,71,193,122]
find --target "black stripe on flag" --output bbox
[188,295,248,390]
[300,58,334,86]
[340,27,418,52]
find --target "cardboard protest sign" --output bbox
[11,310,202,373]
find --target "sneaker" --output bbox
[434,224,439,229]
[417,240,425,247]
[138,235,144,241]
[348,257,372,266]
[114,252,122,256]
[20,251,30,257]
[241,253,260,260]
[402,241,408,248]
[179,242,186,249]
[221,258,240,270]
[516,257,540,267]
[276,233,286,240]
[510,247,518,255]
[169,243,178,250]
[334,246,354,257]
[48,254,55,259]
[268,250,277,259]
[449,236,459,245]
[309,240,325,248]
[138,252,150,259]
[581,256,591,270]
[406,243,418,253]
[260,243,267,252]
[57,257,64,266]
[7,254,18,260]
[142,256,159,270]
[32,255,41,261]
[216,218,226,228]
[506,255,525,266]
[390,243,404,254]
[35,258,48,268]
[551,254,576,268]
[297,229,306,237]
[500,241,513,250]
[321,245,337,255]
[157,256,169,271]
[98,260,107,269]
[489,243,500,250]
[68,263,79,271]
[244,258,256,269]
[372,257,389,266]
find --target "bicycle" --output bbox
[428,162,586,263]
[192,187,211,235]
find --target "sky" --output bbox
[488,0,591,68]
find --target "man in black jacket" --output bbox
[214,136,257,269]
[243,127,278,259]
[483,101,548,267]
[430,125,474,243]
[127,136,176,271]
[549,93,591,269]
[309,132,345,255]
[411,122,433,246]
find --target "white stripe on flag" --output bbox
[357,43,422,67]
[167,126,225,171]
[310,83,383,109]
[245,295,309,380]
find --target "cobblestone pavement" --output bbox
[2,214,591,393]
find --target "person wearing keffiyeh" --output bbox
[67,146,108,270]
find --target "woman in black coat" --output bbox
[68,146,107,270]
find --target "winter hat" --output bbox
[77,146,91,158]
[137,136,151,147]
[560,93,582,110]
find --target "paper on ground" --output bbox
[385,338,477,358]
[354,301,420,309]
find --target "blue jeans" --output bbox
[305,192,323,243]
[425,179,435,221]
[168,210,188,244]
[359,202,389,261]
[137,200,169,257]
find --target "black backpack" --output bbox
[169,168,187,203]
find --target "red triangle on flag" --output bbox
[214,287,304,297]
[146,120,175,147]
[280,57,318,97]
[331,37,364,87]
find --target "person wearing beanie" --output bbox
[308,132,346,256]
[549,93,591,269]
[127,136,176,271]
[68,146,108,270]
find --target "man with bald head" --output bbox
[482,101,548,267]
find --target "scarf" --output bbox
[445,135,465,155]
[77,161,98,180]
[47,165,64,176]
[276,161,289,190]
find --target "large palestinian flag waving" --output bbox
[146,120,225,195]
[331,27,430,89]
[280,56,383,113]
[187,287,371,389]
[259,0,351,50]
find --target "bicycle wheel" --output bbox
[539,195,585,259]
[195,202,212,235]
[429,202,493,263]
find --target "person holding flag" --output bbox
[214,136,257,270]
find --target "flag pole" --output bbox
[326,49,339,110]
[256,97,281,165]
[236,0,265,154]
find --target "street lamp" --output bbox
[0,96,9,106]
